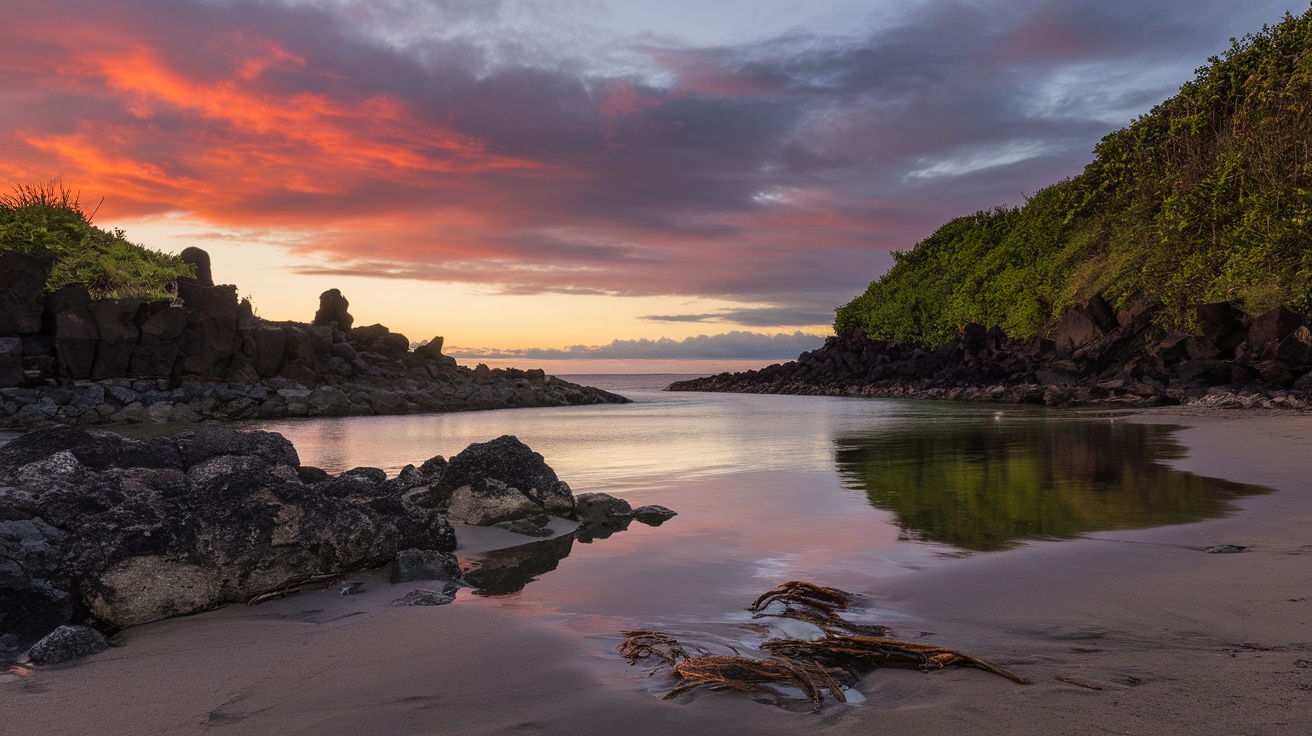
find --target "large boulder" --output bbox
[313,289,353,331]
[437,435,576,518]
[414,336,445,360]
[1239,306,1304,359]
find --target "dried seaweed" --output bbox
[617,581,1027,712]
[748,581,854,620]
[666,655,849,711]
[618,630,691,666]
[761,635,1028,684]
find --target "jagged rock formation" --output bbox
[670,298,1312,409]
[0,249,627,426]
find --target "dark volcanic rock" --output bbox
[88,299,141,379]
[0,253,53,336]
[175,282,242,377]
[130,302,187,377]
[178,247,214,287]
[414,336,445,360]
[392,585,458,607]
[27,624,109,665]
[631,505,677,526]
[313,288,353,331]
[574,492,632,524]
[0,427,623,651]
[348,324,409,358]
[439,435,575,517]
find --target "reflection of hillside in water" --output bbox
[835,419,1269,552]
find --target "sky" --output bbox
[1,0,1306,372]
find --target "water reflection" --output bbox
[461,534,576,595]
[834,418,1268,551]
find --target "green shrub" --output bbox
[0,180,194,300]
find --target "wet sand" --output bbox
[3,413,1311,734]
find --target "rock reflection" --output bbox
[461,534,576,596]
[834,419,1268,551]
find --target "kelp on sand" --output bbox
[617,581,1026,711]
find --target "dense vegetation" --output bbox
[0,181,193,299]
[836,9,1312,346]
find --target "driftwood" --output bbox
[245,573,340,605]
[748,581,854,620]
[618,630,691,666]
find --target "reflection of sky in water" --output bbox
[257,390,927,494]
[250,388,1265,628]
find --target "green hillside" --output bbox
[836,9,1312,346]
[0,180,193,299]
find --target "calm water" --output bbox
[247,376,1265,628]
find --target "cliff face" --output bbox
[0,251,627,426]
[670,297,1312,409]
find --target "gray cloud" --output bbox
[447,330,826,360]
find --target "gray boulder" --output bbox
[446,478,540,525]
[392,586,458,607]
[574,492,632,524]
[631,505,677,526]
[27,625,109,665]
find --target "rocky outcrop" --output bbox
[0,249,628,427]
[0,426,609,664]
[671,298,1312,409]
[312,288,353,331]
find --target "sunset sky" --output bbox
[2,0,1303,372]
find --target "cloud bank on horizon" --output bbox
[0,0,1303,350]
[447,330,825,361]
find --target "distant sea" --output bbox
[556,374,703,392]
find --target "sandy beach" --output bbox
[3,411,1310,735]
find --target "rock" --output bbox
[178,247,214,287]
[414,336,445,360]
[418,455,448,477]
[1204,545,1245,554]
[176,282,242,377]
[55,312,98,380]
[438,435,575,516]
[307,386,353,416]
[348,324,410,358]
[494,514,554,537]
[630,505,677,526]
[0,252,53,335]
[0,336,21,387]
[446,478,540,525]
[1240,307,1304,359]
[245,325,287,377]
[342,466,387,484]
[313,289,353,331]
[130,302,186,377]
[390,549,464,584]
[88,299,141,379]
[1053,295,1119,354]
[1194,302,1248,357]
[173,426,298,468]
[27,625,109,665]
[0,425,183,471]
[392,586,458,606]
[574,492,632,524]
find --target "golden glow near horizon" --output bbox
[123,216,831,368]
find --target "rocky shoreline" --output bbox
[0,425,673,667]
[0,249,627,428]
[670,297,1312,410]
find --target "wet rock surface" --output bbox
[27,625,109,665]
[671,298,1312,410]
